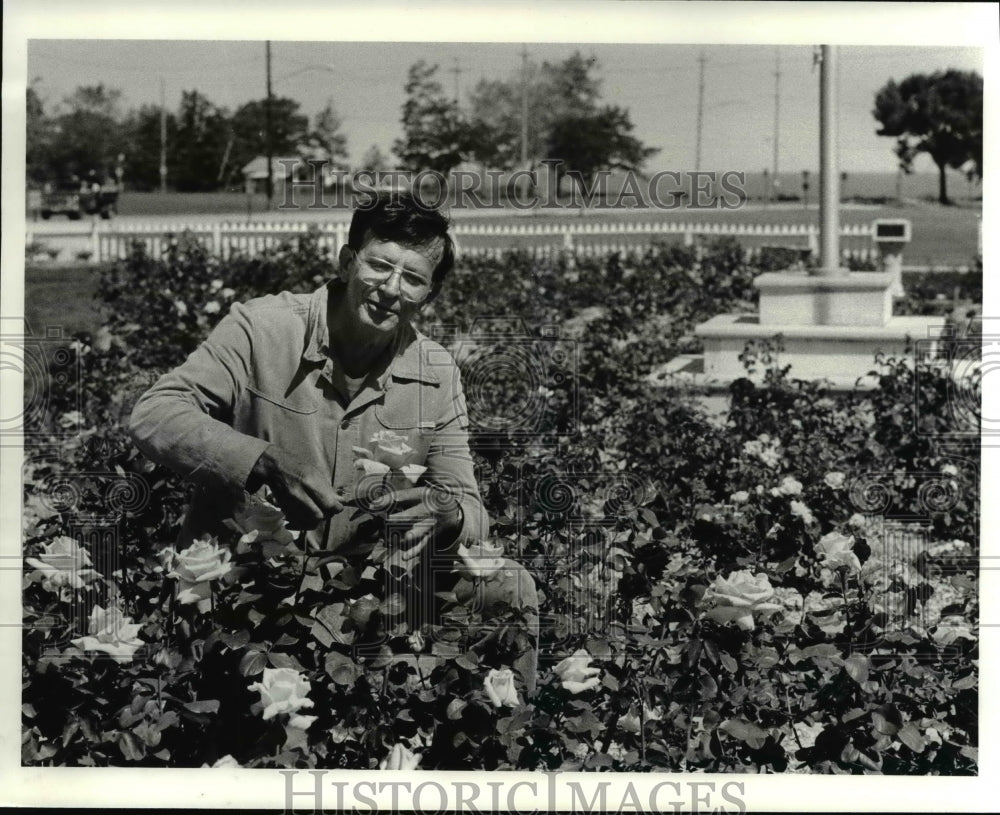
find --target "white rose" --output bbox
[771,476,803,497]
[553,649,602,694]
[730,490,750,504]
[484,668,521,708]
[789,500,815,525]
[941,464,959,477]
[26,536,101,592]
[814,531,861,573]
[248,667,315,720]
[380,743,421,770]
[206,754,240,768]
[824,472,846,489]
[701,570,782,631]
[370,430,415,469]
[162,536,233,612]
[203,300,221,314]
[71,605,144,660]
[456,540,506,579]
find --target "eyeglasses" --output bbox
[354,254,433,304]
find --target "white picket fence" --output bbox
[41,218,883,265]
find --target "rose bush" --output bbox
[21,234,979,773]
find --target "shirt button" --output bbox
[340,419,351,430]
[336,486,347,497]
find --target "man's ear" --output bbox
[337,245,354,283]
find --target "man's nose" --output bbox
[380,268,403,297]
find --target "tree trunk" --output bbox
[936,160,951,205]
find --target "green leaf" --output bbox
[182,700,220,715]
[719,653,738,673]
[455,652,479,670]
[699,673,718,699]
[720,718,769,749]
[844,654,870,685]
[585,751,614,768]
[897,722,926,753]
[118,731,145,762]
[239,649,267,677]
[220,630,250,650]
[953,673,976,690]
[267,652,304,670]
[324,651,361,686]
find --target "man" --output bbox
[130,191,537,692]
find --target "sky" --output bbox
[23,38,984,177]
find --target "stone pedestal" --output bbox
[688,270,945,389]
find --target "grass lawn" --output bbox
[23,263,108,338]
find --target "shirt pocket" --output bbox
[245,384,319,415]
[373,382,441,430]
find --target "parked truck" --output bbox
[40,178,119,220]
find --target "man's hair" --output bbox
[348,191,455,297]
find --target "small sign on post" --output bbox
[872,218,911,298]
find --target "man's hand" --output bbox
[249,446,343,530]
[369,486,464,569]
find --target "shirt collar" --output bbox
[302,281,439,385]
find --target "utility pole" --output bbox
[265,40,274,211]
[772,48,781,203]
[159,77,167,193]
[520,46,530,166]
[449,58,462,103]
[695,50,706,171]
[817,44,843,276]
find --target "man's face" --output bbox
[339,235,442,336]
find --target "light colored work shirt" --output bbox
[129,281,489,553]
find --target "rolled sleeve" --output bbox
[129,302,270,494]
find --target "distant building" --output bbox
[240,156,299,195]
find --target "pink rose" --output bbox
[484,668,521,708]
[553,649,602,694]
[71,605,144,660]
[248,667,315,721]
[701,570,782,631]
[162,536,233,612]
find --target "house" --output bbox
[240,156,299,195]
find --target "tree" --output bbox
[546,105,658,191]
[360,144,390,174]
[873,69,983,204]
[228,96,309,185]
[296,99,349,176]
[45,83,129,182]
[466,50,655,185]
[121,104,178,191]
[393,61,471,175]
[26,80,53,184]
[172,90,232,191]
